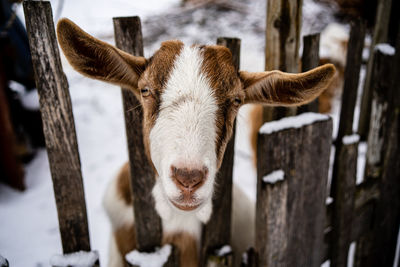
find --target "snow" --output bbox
[262,170,285,184]
[125,245,172,267]
[342,134,360,145]
[347,242,356,267]
[374,43,395,56]
[215,245,232,257]
[50,251,99,267]
[241,252,248,265]
[259,112,330,135]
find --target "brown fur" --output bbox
[116,162,133,205]
[56,18,146,95]
[200,45,243,167]
[240,64,336,106]
[138,41,184,164]
[163,232,198,267]
[114,224,136,259]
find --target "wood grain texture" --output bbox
[330,142,358,267]
[298,33,320,113]
[113,16,162,252]
[355,28,400,267]
[263,0,302,121]
[358,0,393,140]
[201,37,240,267]
[23,1,91,254]
[364,49,393,181]
[240,248,258,267]
[321,180,377,263]
[256,115,332,267]
[330,19,366,198]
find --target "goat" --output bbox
[56,18,335,267]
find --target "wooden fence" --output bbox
[21,0,399,266]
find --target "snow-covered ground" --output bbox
[0,0,381,266]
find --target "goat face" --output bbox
[57,18,335,221]
[141,42,241,216]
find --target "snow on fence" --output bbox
[22,0,399,267]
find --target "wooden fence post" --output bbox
[364,46,394,181]
[358,0,393,140]
[298,33,320,113]
[201,37,240,267]
[113,16,162,252]
[23,0,92,255]
[330,19,366,196]
[355,40,399,267]
[263,0,302,121]
[256,113,332,267]
[330,136,358,267]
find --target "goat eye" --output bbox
[140,87,151,97]
[233,97,242,106]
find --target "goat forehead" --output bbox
[161,45,215,106]
[143,42,240,100]
[149,45,218,168]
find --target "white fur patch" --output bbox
[103,176,134,230]
[149,45,218,219]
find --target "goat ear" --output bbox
[240,64,335,106]
[56,18,146,92]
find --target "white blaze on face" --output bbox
[150,45,218,221]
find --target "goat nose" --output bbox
[171,165,208,191]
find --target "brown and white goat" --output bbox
[56,18,335,267]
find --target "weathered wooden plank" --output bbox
[298,33,320,113]
[325,179,379,230]
[336,20,366,141]
[356,28,400,267]
[23,1,91,254]
[263,0,302,121]
[330,19,366,197]
[201,37,240,267]
[358,0,393,140]
[322,200,375,263]
[364,47,394,181]
[241,248,258,267]
[330,139,358,267]
[113,16,162,252]
[256,114,332,267]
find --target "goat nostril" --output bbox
[171,165,208,190]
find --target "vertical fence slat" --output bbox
[113,16,162,252]
[364,47,394,181]
[23,1,91,253]
[298,33,320,113]
[355,38,400,267]
[263,0,302,121]
[336,20,367,141]
[201,37,240,267]
[330,19,366,197]
[256,114,332,267]
[330,139,358,267]
[358,0,393,140]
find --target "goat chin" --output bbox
[103,162,255,267]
